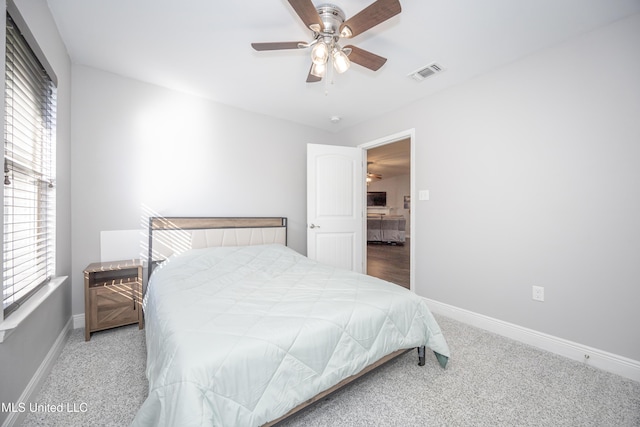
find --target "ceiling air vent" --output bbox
[408,62,444,82]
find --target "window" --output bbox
[3,12,57,318]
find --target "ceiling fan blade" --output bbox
[340,0,401,38]
[344,45,387,71]
[306,65,322,83]
[251,42,307,51]
[287,0,323,31]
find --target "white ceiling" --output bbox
[46,0,640,133]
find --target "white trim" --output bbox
[0,276,68,343]
[424,298,640,383]
[359,128,416,291]
[1,317,72,427]
[72,313,85,330]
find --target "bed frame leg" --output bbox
[417,346,426,366]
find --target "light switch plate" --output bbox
[419,190,430,200]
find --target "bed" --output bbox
[132,217,450,427]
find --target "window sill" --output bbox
[0,276,68,343]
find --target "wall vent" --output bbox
[408,62,444,81]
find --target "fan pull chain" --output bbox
[324,56,334,96]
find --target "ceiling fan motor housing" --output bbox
[315,4,346,37]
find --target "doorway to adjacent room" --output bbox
[360,131,413,290]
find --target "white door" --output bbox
[307,143,364,273]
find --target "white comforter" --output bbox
[132,244,449,427]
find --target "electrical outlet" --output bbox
[532,286,544,302]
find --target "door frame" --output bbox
[358,129,415,291]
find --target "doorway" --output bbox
[360,130,414,290]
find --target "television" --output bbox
[367,192,386,207]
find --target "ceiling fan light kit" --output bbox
[310,61,326,78]
[311,41,329,65]
[332,48,350,73]
[251,0,402,83]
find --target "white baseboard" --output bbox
[72,313,85,330]
[2,317,72,427]
[424,298,640,383]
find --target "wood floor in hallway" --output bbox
[366,239,410,289]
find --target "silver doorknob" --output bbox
[309,224,320,229]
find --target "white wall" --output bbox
[70,65,335,315]
[338,14,640,361]
[0,0,72,424]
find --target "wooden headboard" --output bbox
[147,216,287,278]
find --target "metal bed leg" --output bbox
[417,346,426,366]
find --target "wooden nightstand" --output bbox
[84,259,144,341]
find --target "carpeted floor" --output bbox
[21,315,640,426]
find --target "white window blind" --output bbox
[3,12,57,317]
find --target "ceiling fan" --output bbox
[251,0,401,82]
[367,161,382,184]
